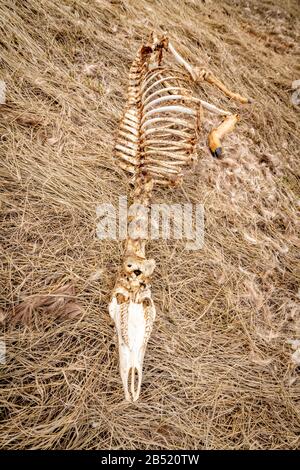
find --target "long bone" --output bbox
[168,41,250,104]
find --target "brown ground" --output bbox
[0,0,300,449]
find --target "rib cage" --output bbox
[114,45,201,186]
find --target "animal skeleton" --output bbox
[109,34,250,401]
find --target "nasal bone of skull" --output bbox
[120,351,144,402]
[119,301,147,402]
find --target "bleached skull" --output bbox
[109,256,156,401]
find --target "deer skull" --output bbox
[109,293,156,402]
[109,256,156,401]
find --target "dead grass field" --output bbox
[0,0,300,449]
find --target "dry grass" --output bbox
[1,0,300,450]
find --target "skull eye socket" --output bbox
[143,298,151,308]
[116,293,126,304]
[127,264,132,268]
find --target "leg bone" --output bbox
[208,114,239,158]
